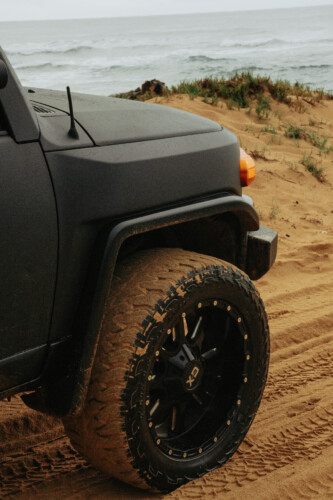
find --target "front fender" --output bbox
[69,194,258,414]
[25,194,259,416]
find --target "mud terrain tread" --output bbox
[64,248,268,492]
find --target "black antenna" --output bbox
[66,86,79,139]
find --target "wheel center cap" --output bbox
[183,361,203,392]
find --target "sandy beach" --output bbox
[1,94,332,499]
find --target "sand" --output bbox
[0,95,332,499]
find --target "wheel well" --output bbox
[117,213,242,268]
[25,213,245,417]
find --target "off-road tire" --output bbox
[63,248,269,493]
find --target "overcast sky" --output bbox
[1,0,332,22]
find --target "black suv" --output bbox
[0,48,277,493]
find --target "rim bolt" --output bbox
[148,375,152,381]
[244,334,248,340]
[145,400,149,406]
[197,302,202,309]
[238,317,242,323]
[213,300,218,306]
[167,329,171,335]
[214,437,218,442]
[246,354,250,360]
[156,439,161,445]
[198,448,203,454]
[244,377,248,383]
[168,449,173,455]
[149,422,153,428]
[227,419,231,426]
[227,305,231,311]
[155,350,160,357]
[237,399,241,406]
[183,452,187,458]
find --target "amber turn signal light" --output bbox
[240,148,256,186]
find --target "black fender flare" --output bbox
[71,194,258,413]
[25,194,258,416]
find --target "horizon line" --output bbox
[1,3,332,24]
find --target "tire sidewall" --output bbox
[122,265,269,491]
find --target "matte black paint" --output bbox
[45,130,241,344]
[37,113,94,152]
[0,136,57,389]
[0,59,8,89]
[0,48,39,142]
[247,226,278,280]
[29,87,222,147]
[0,345,47,391]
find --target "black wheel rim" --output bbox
[145,298,250,459]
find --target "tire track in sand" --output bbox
[1,229,332,498]
[1,338,332,498]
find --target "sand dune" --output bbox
[0,95,332,499]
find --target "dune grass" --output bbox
[116,73,332,121]
[173,74,331,102]
[301,153,326,182]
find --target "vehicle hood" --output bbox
[28,88,222,150]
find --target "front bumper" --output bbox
[245,225,278,280]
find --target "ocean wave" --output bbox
[308,38,333,45]
[230,66,272,73]
[289,64,332,70]
[16,62,80,70]
[7,45,95,57]
[16,61,152,74]
[220,37,333,49]
[187,55,230,63]
[219,38,288,49]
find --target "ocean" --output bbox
[1,5,332,96]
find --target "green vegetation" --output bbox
[256,94,271,120]
[267,79,291,103]
[116,73,333,107]
[307,133,333,154]
[269,201,280,219]
[284,124,333,154]
[262,125,277,134]
[301,153,326,182]
[176,82,200,100]
[284,124,307,140]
